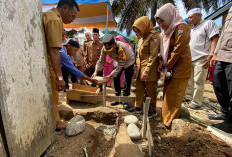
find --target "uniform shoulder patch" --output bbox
[226,14,231,20]
[178,26,183,34]
[153,37,157,43]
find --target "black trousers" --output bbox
[61,65,77,89]
[114,64,134,96]
[213,61,232,121]
[86,67,103,89]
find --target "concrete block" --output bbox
[207,126,232,144]
[0,0,56,156]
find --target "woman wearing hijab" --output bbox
[116,35,127,88]
[154,3,192,128]
[129,16,160,118]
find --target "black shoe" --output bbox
[212,121,232,133]
[123,102,129,110]
[208,113,227,120]
[148,111,157,118]
[111,101,120,106]
[128,107,142,114]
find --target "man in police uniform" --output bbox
[92,34,135,109]
[208,7,232,133]
[184,8,219,109]
[43,0,79,130]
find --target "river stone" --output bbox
[171,119,189,134]
[96,125,117,137]
[94,76,108,84]
[66,115,85,136]
[124,115,139,125]
[127,123,141,140]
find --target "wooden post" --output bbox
[142,97,151,139]
[103,84,106,106]
[147,118,154,157]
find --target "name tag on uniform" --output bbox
[178,27,183,34]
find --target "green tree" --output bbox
[112,0,229,35]
[130,35,138,44]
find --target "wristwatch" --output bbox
[57,76,63,81]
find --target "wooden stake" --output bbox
[147,118,154,157]
[103,84,106,106]
[142,97,151,139]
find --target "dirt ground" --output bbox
[44,81,232,157]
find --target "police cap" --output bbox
[102,34,115,49]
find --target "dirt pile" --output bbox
[151,123,232,157]
[47,124,114,157]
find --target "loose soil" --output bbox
[45,82,232,157]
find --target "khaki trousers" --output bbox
[50,70,60,124]
[185,56,208,106]
[135,78,158,112]
[162,78,189,127]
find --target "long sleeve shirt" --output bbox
[59,47,84,79]
[95,41,135,77]
[84,40,103,68]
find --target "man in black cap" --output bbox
[59,39,99,86]
[84,28,103,80]
[92,34,135,110]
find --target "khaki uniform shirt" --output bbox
[96,41,135,78]
[215,6,232,63]
[167,23,192,78]
[43,8,63,48]
[136,31,160,81]
[43,8,63,77]
[85,40,103,68]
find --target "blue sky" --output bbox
[120,0,223,38]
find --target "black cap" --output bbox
[92,28,99,34]
[102,34,115,49]
[67,39,80,48]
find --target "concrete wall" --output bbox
[0,134,7,157]
[0,0,56,156]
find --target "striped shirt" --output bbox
[190,20,219,61]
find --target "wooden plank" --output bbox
[142,98,151,139]
[81,95,135,103]
[147,118,154,157]
[103,84,106,106]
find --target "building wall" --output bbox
[0,0,56,156]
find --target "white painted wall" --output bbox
[0,0,56,156]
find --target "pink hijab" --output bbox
[154,3,185,65]
[116,35,130,48]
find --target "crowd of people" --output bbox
[43,0,232,133]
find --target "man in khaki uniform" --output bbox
[43,0,79,129]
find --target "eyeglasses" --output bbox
[70,10,77,20]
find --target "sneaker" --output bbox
[208,113,227,120]
[110,101,120,106]
[123,102,130,110]
[148,111,157,118]
[212,121,232,133]
[128,107,142,114]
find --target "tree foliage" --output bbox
[112,0,230,35]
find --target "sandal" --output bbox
[183,102,198,109]
[183,97,191,102]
